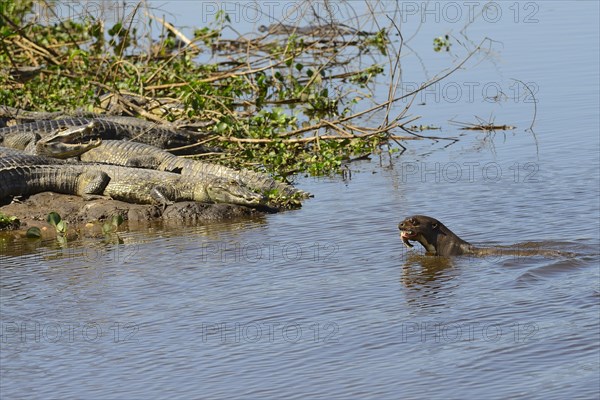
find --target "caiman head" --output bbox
[36,121,101,159]
[203,178,266,207]
[398,215,458,255]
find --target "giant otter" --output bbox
[398,215,570,257]
[398,215,473,256]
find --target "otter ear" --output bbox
[432,222,447,236]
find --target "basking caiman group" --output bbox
[0,109,309,210]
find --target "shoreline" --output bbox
[1,192,264,233]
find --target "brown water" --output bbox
[1,3,599,399]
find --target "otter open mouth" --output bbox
[400,229,417,248]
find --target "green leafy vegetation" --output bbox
[102,214,124,235]
[46,211,67,234]
[1,2,470,177]
[25,226,42,238]
[0,212,20,230]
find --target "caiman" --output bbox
[0,149,265,207]
[7,121,102,159]
[0,105,99,125]
[3,123,304,207]
[257,23,373,37]
[0,152,110,203]
[31,125,309,204]
[0,116,209,153]
[72,140,310,201]
[398,215,570,257]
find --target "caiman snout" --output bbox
[207,179,266,207]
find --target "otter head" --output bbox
[398,215,446,254]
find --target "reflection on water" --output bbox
[0,214,268,259]
[400,254,458,310]
[400,253,455,289]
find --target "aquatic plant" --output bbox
[102,214,124,235]
[1,1,488,176]
[0,212,20,230]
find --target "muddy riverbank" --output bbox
[0,192,263,232]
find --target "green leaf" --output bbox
[46,212,62,227]
[111,214,124,227]
[102,222,112,235]
[26,227,42,238]
[102,214,124,234]
[0,212,20,229]
[56,220,67,234]
[56,235,68,247]
[108,22,123,36]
